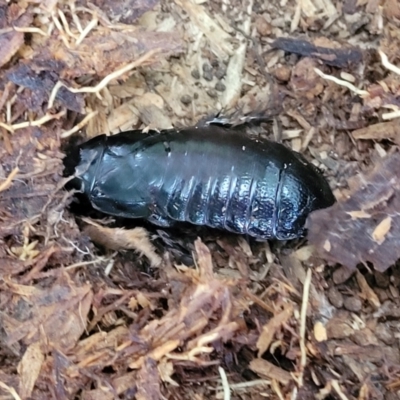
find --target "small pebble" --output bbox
[206,89,218,98]
[202,63,214,81]
[215,67,226,79]
[343,296,362,312]
[255,15,272,36]
[202,63,213,72]
[203,70,213,81]
[327,287,343,308]
[215,81,226,92]
[273,65,291,82]
[191,69,200,79]
[193,92,199,100]
[180,95,192,105]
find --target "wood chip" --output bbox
[314,321,328,342]
[249,359,292,385]
[372,216,391,245]
[355,270,381,309]
[352,119,400,144]
[256,304,293,357]
[17,342,45,399]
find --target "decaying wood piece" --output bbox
[6,63,85,113]
[307,152,400,272]
[250,358,292,385]
[271,37,365,69]
[352,119,400,145]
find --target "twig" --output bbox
[221,0,253,108]
[0,110,66,133]
[51,12,71,48]
[291,0,301,32]
[0,81,12,114]
[104,259,116,276]
[58,9,78,39]
[331,380,350,400]
[298,268,312,387]
[0,381,22,400]
[47,81,64,109]
[382,109,400,120]
[0,27,13,34]
[69,2,84,33]
[61,110,98,138]
[13,26,48,36]
[379,49,400,76]
[215,379,271,391]
[314,68,369,97]
[75,15,98,46]
[245,288,275,314]
[271,380,284,400]
[0,167,19,192]
[218,367,231,400]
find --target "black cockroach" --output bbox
[63,124,335,240]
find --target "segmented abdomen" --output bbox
[66,126,336,240]
[157,163,281,239]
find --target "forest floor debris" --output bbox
[1,0,400,399]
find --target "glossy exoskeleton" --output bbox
[64,125,335,240]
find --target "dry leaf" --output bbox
[17,342,45,399]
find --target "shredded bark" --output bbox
[271,37,365,69]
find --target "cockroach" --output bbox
[63,124,335,240]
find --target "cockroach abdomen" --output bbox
[64,125,335,240]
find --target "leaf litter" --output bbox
[1,0,400,399]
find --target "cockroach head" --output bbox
[63,134,106,193]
